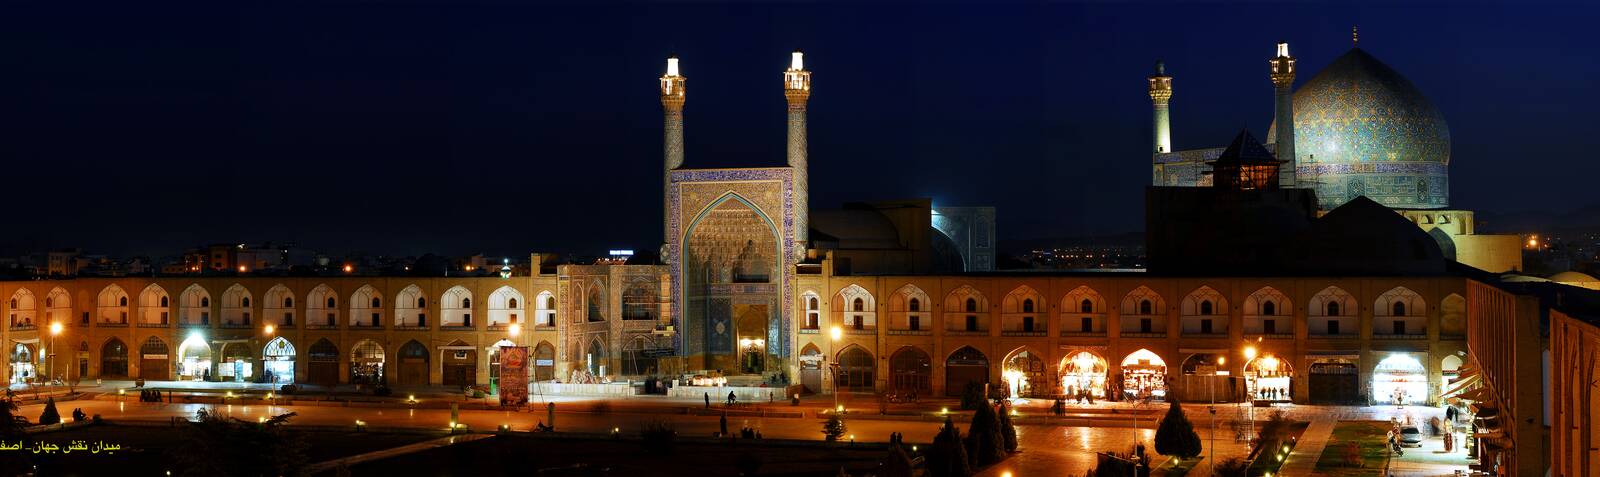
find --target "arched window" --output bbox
[1262,301,1276,316]
[201,297,210,307]
[809,297,819,310]
[908,298,921,312]
[326,297,336,308]
[1393,302,1406,317]
[966,298,977,313]
[418,297,427,308]
[1327,302,1340,316]
[545,296,555,309]
[462,297,471,308]
[370,297,381,308]
[1139,300,1152,315]
[119,297,128,307]
[45,298,52,307]
[1080,299,1093,313]
[852,298,864,312]
[509,298,518,308]
[241,297,250,307]
[1022,299,1034,313]
[161,297,169,307]
[1199,300,1213,315]
[283,297,293,308]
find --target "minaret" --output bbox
[1148,61,1173,185]
[660,56,686,248]
[783,50,811,254]
[1270,42,1297,187]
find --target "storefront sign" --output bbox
[498,346,529,406]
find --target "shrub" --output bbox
[926,416,971,477]
[960,382,986,411]
[640,420,677,454]
[822,414,847,442]
[997,402,1018,452]
[963,403,1004,467]
[169,408,307,477]
[1153,399,1201,459]
[880,439,915,477]
[278,384,298,395]
[71,408,85,422]
[38,398,60,425]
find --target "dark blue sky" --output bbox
[2,2,1595,258]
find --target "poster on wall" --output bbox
[499,346,529,406]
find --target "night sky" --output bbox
[3,2,1595,259]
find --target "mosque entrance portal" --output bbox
[735,304,769,374]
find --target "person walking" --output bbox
[704,392,710,408]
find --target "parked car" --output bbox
[1399,426,1424,447]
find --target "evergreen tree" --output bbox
[963,402,1005,467]
[1153,399,1202,459]
[880,436,914,477]
[926,416,971,477]
[996,401,1018,452]
[821,414,847,442]
[38,397,60,425]
[960,382,986,410]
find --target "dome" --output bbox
[809,207,902,249]
[1292,196,1446,275]
[1271,48,1451,210]
[1550,271,1600,283]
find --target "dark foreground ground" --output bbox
[341,434,892,477]
[0,424,439,476]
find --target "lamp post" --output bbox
[1243,346,1258,444]
[1210,355,1223,475]
[830,325,842,413]
[48,322,62,385]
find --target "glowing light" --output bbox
[912,445,918,452]
[342,264,354,273]
[258,417,266,423]
[1243,346,1258,360]
[1277,42,1290,57]
[836,405,844,413]
[238,265,248,273]
[49,322,62,335]
[790,50,804,70]
[1217,357,1226,365]
[263,324,275,335]
[666,57,680,77]
[830,326,842,341]
[940,407,949,414]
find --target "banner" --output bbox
[499,346,529,406]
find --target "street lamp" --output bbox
[263,324,275,335]
[1242,346,1258,445]
[830,325,843,413]
[48,322,63,384]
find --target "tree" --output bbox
[996,401,1018,452]
[169,408,308,477]
[0,398,31,476]
[1153,399,1202,460]
[926,416,971,477]
[822,414,847,442]
[960,382,986,410]
[880,434,915,477]
[964,402,1005,467]
[37,397,60,425]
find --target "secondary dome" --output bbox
[1271,48,1451,210]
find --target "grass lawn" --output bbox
[345,434,892,476]
[1313,421,1393,476]
[5,423,440,475]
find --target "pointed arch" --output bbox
[534,290,556,326]
[585,280,607,322]
[1120,286,1164,315]
[393,284,424,327]
[1440,293,1466,336]
[306,284,338,327]
[138,283,170,325]
[835,344,876,392]
[350,284,383,327]
[944,346,990,397]
[263,284,295,326]
[1001,285,1043,313]
[1179,286,1228,316]
[1002,346,1049,398]
[179,284,211,325]
[97,284,130,324]
[220,283,253,325]
[1375,286,1425,317]
[944,285,988,333]
[832,284,876,331]
[395,339,430,386]
[44,287,70,325]
[100,337,129,377]
[886,284,930,332]
[488,286,526,326]
[1062,285,1104,314]
[800,290,823,329]
[888,346,932,394]
[621,283,658,321]
[441,285,473,327]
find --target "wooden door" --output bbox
[140,359,168,381]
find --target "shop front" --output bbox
[1059,350,1108,400]
[262,337,295,384]
[1372,353,1428,405]
[1245,354,1293,402]
[9,343,35,384]
[1120,348,1167,401]
[1002,350,1047,399]
[177,335,212,381]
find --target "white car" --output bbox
[1398,426,1424,447]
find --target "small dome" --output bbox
[1271,48,1451,210]
[1294,196,1446,274]
[810,207,902,249]
[1550,271,1600,283]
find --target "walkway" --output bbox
[305,433,492,474]
[1279,414,1337,475]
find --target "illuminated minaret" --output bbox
[1270,41,1298,187]
[1148,61,1173,155]
[660,56,686,246]
[783,50,811,252]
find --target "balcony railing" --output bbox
[1001,331,1048,337]
[1183,332,1228,338]
[1059,331,1102,337]
[220,323,253,329]
[845,328,876,335]
[799,328,820,334]
[306,324,339,330]
[1120,332,1166,338]
[10,324,35,331]
[179,322,210,328]
[138,322,169,328]
[887,330,932,336]
[349,324,384,330]
[97,322,129,328]
[1308,333,1358,339]
[395,325,430,331]
[1373,333,1428,340]
[944,330,988,337]
[1247,333,1295,340]
[440,325,474,331]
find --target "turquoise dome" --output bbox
[1272,48,1451,210]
